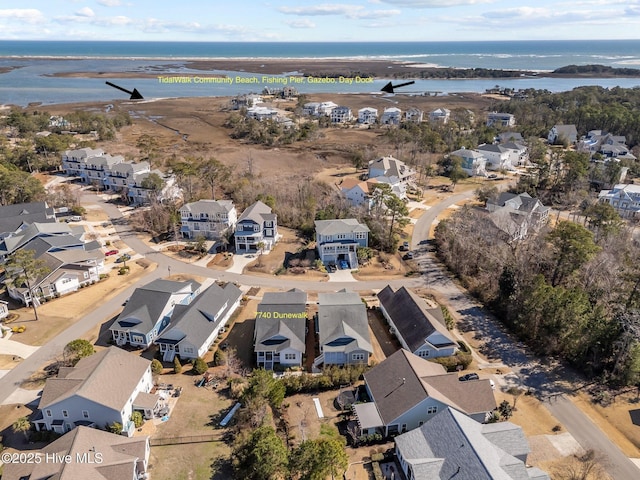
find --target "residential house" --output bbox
[353,349,496,437]
[339,177,380,208]
[449,148,487,177]
[79,154,124,186]
[0,201,56,241]
[303,102,321,116]
[377,285,457,358]
[156,282,242,362]
[318,101,338,116]
[234,200,279,252]
[0,300,8,320]
[429,108,451,124]
[231,93,263,109]
[486,192,550,240]
[180,199,237,240]
[487,112,515,127]
[315,291,372,368]
[599,184,640,218]
[254,289,307,369]
[395,407,550,480]
[358,107,378,124]
[578,130,637,161]
[368,155,416,185]
[548,124,578,145]
[315,218,369,269]
[476,143,514,171]
[125,169,181,205]
[405,107,424,123]
[103,161,151,193]
[497,131,524,143]
[246,105,279,121]
[331,106,353,124]
[2,426,150,480]
[61,147,105,177]
[109,278,201,348]
[381,107,402,125]
[33,347,158,436]
[502,141,529,166]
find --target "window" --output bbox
[352,353,365,361]
[46,409,52,417]
[356,232,367,239]
[427,406,437,414]
[284,353,296,360]
[62,410,69,418]
[82,410,89,419]
[337,234,346,240]
[418,350,430,358]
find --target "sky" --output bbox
[1,0,639,42]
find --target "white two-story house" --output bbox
[315,218,369,269]
[358,107,378,124]
[61,148,105,177]
[180,199,237,240]
[381,107,402,125]
[331,106,353,124]
[234,200,278,252]
[450,148,487,177]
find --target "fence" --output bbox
[150,434,218,446]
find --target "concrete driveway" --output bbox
[327,269,356,282]
[0,335,39,359]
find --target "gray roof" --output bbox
[368,155,413,179]
[156,282,242,348]
[237,200,276,224]
[110,279,199,335]
[315,218,370,236]
[0,222,74,256]
[451,148,485,159]
[477,144,510,154]
[39,347,151,412]
[394,407,548,480]
[377,286,455,351]
[497,132,524,143]
[2,425,149,480]
[364,349,495,425]
[0,201,56,236]
[317,292,372,354]
[181,199,236,215]
[254,289,308,354]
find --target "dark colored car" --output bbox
[403,251,414,260]
[459,373,480,382]
[327,264,337,273]
[115,253,131,263]
[399,241,410,251]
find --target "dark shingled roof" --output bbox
[377,286,455,352]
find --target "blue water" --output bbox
[1,40,640,106]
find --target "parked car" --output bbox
[67,215,83,222]
[459,373,480,382]
[339,260,349,270]
[327,264,337,273]
[399,241,410,251]
[403,251,414,260]
[115,253,131,263]
[105,249,119,256]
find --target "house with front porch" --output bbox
[109,278,201,349]
[155,282,242,362]
[598,184,640,218]
[394,407,550,480]
[180,199,237,240]
[353,349,496,437]
[476,143,515,171]
[331,106,353,124]
[315,218,369,269]
[358,107,378,124]
[487,112,515,127]
[405,108,424,123]
[381,107,402,125]
[61,147,105,177]
[2,426,151,480]
[103,161,151,193]
[377,285,457,359]
[33,347,158,437]
[234,200,278,252]
[314,291,372,369]
[79,154,124,186]
[254,289,307,369]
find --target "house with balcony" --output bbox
[3,426,151,480]
[254,289,307,369]
[429,108,451,124]
[381,107,402,125]
[368,155,416,186]
[578,131,637,161]
[476,143,515,171]
[33,347,158,437]
[124,169,181,205]
[318,101,338,116]
[502,141,529,166]
[314,291,372,369]
[487,112,515,127]
[303,102,321,116]
[155,282,242,362]
[395,407,550,480]
[486,192,550,241]
[234,200,278,252]
[378,285,457,359]
[103,161,151,193]
[449,148,487,177]
[315,218,369,269]
[247,106,279,121]
[358,107,378,124]
[232,93,263,109]
[353,349,496,437]
[79,154,124,186]
[180,199,237,240]
[61,147,105,176]
[405,108,424,123]
[109,278,201,349]
[599,184,640,218]
[331,106,353,124]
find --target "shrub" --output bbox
[441,305,455,330]
[151,359,163,375]
[372,462,384,480]
[192,357,208,375]
[371,453,384,462]
[429,352,472,372]
[131,411,143,428]
[107,422,123,434]
[173,356,182,374]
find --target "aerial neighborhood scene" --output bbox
[2,3,640,480]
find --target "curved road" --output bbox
[1,189,638,478]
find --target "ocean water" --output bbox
[1,40,640,106]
